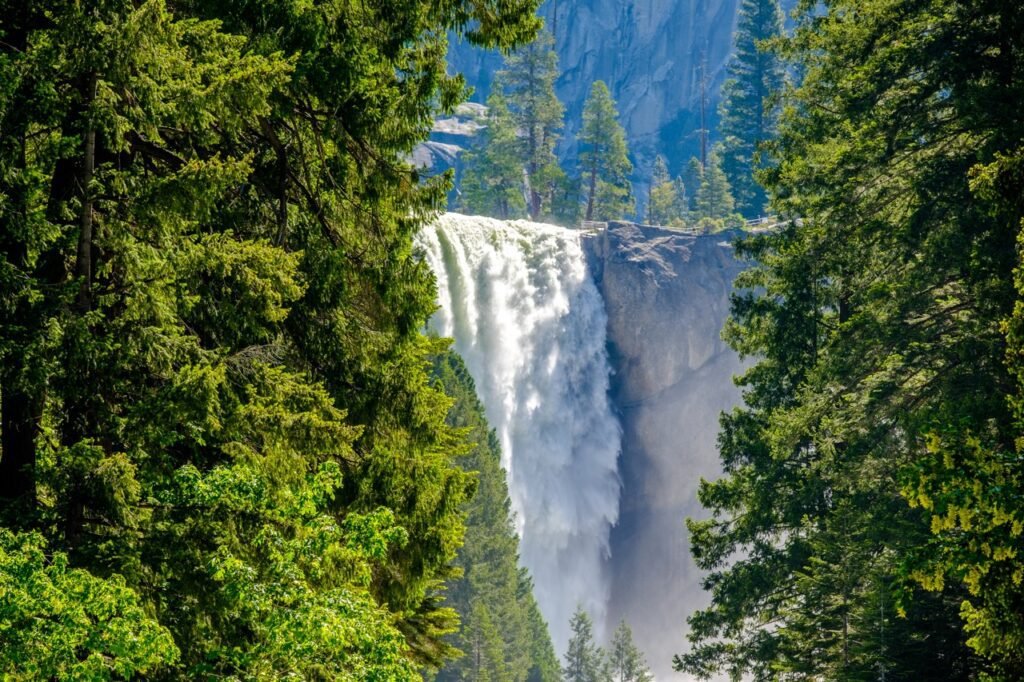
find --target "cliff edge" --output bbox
[583,221,747,679]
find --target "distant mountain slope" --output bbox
[448,0,741,178]
[448,0,799,186]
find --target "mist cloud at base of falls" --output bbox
[417,213,621,652]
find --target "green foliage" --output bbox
[607,621,652,682]
[460,91,528,220]
[682,157,704,213]
[0,530,177,680]
[717,0,785,217]
[681,0,1024,679]
[646,156,687,226]
[693,149,736,222]
[578,81,634,222]
[431,352,561,682]
[497,29,567,221]
[0,0,541,677]
[563,606,604,682]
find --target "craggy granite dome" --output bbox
[583,222,747,680]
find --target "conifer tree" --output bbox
[499,29,566,221]
[717,0,785,217]
[647,155,686,226]
[682,156,704,212]
[0,0,542,675]
[564,606,606,682]
[694,149,736,221]
[432,353,560,682]
[579,80,634,222]
[461,91,528,219]
[680,0,1024,679]
[608,621,653,682]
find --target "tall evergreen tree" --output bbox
[608,621,653,682]
[564,606,605,682]
[578,80,634,222]
[499,29,566,221]
[717,0,784,217]
[680,0,1024,679]
[460,91,528,219]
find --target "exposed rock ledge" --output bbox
[582,221,747,680]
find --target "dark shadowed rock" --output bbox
[583,221,747,679]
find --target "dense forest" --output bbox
[680,0,1024,680]
[3,0,1024,680]
[0,0,552,677]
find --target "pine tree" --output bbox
[578,80,634,222]
[460,91,528,219]
[608,621,653,682]
[694,149,735,222]
[717,0,784,217]
[499,29,566,221]
[564,606,606,682]
[432,352,560,682]
[647,155,686,226]
[682,156,704,213]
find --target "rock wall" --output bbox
[448,0,742,176]
[583,222,747,679]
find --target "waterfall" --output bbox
[417,213,621,652]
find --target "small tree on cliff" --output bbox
[694,149,736,221]
[578,80,634,222]
[682,156,704,212]
[647,155,687,226]
[608,621,653,682]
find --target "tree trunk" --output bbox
[585,165,597,222]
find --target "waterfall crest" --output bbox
[417,213,621,651]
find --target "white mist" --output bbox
[417,213,622,653]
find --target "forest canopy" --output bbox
[0,0,542,677]
[681,0,1024,679]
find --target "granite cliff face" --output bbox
[583,222,747,679]
[448,0,742,175]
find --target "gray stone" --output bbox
[449,0,742,177]
[583,221,747,679]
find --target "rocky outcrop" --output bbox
[582,222,747,679]
[410,102,487,178]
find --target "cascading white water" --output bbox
[417,213,621,652]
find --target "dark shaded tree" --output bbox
[717,0,784,217]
